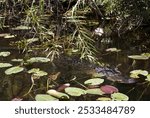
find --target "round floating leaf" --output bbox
[28,68,47,77]
[86,88,104,95]
[0,63,12,68]
[130,70,148,78]
[5,66,24,75]
[146,74,150,82]
[111,92,129,101]
[84,78,104,86]
[12,25,31,30]
[100,85,118,94]
[96,97,112,101]
[28,68,40,73]
[141,53,150,58]
[4,34,16,39]
[0,51,11,57]
[35,94,59,101]
[106,48,121,52]
[47,89,69,99]
[0,33,11,37]
[91,72,105,78]
[27,57,50,63]
[11,59,23,62]
[65,87,86,96]
[128,55,149,60]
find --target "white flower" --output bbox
[94,27,104,36]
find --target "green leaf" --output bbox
[47,89,69,99]
[27,57,50,63]
[35,94,59,101]
[106,48,121,52]
[84,78,104,86]
[96,97,112,101]
[128,55,149,60]
[11,59,23,62]
[0,51,11,57]
[86,88,104,95]
[12,25,31,30]
[0,63,12,68]
[146,74,150,82]
[65,87,86,96]
[111,92,129,101]
[26,38,39,44]
[4,34,16,39]
[141,53,150,58]
[130,70,148,78]
[5,66,24,75]
[28,68,47,77]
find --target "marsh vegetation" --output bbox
[0,0,150,101]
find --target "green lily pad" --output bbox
[28,68,47,77]
[84,78,104,86]
[5,66,24,75]
[128,55,149,60]
[35,94,59,101]
[130,70,148,78]
[86,88,104,95]
[111,92,129,101]
[47,89,69,99]
[4,34,16,39]
[96,97,112,101]
[106,48,121,52]
[146,74,150,82]
[65,87,86,96]
[141,53,150,58]
[12,25,31,30]
[0,63,12,68]
[91,72,105,78]
[11,59,23,62]
[27,57,50,63]
[0,51,11,57]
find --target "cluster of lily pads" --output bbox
[35,77,129,101]
[0,51,50,76]
[130,69,150,82]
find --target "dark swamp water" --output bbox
[0,27,150,101]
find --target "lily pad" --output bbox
[5,66,24,75]
[35,94,59,101]
[128,55,149,60]
[130,70,148,78]
[146,74,150,82]
[28,68,47,77]
[65,87,86,96]
[86,88,104,95]
[0,63,12,68]
[12,25,31,30]
[141,53,150,58]
[4,34,16,39]
[111,92,129,101]
[47,89,69,99]
[27,57,50,63]
[96,97,112,101]
[0,51,11,57]
[100,85,118,94]
[84,78,104,86]
[11,59,23,62]
[106,48,121,52]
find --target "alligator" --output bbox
[95,66,137,84]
